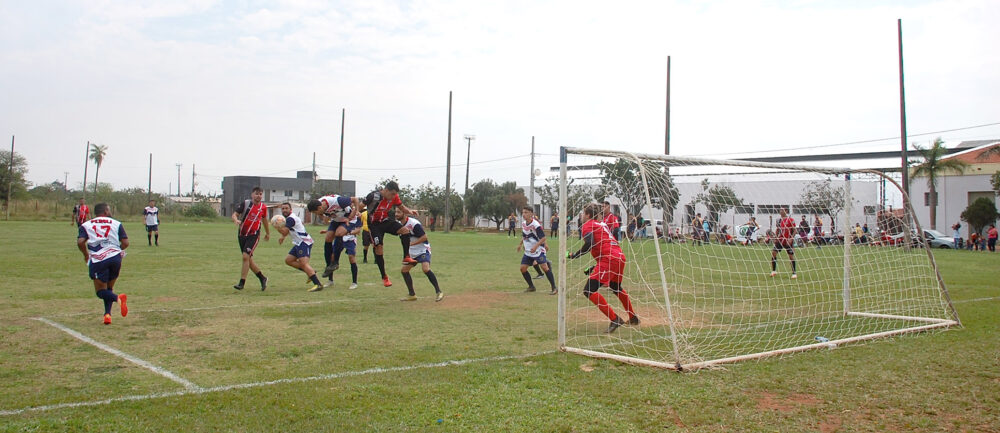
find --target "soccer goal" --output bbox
[556,147,960,371]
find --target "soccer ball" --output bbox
[271,214,286,228]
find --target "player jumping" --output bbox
[306,193,360,280]
[568,203,638,333]
[360,181,418,287]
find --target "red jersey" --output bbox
[364,191,402,223]
[236,200,268,236]
[581,219,623,260]
[777,216,796,241]
[603,213,620,230]
[75,204,90,224]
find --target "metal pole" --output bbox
[148,153,153,200]
[530,136,535,212]
[898,19,909,197]
[5,135,13,220]
[444,91,453,233]
[176,163,182,196]
[64,172,69,193]
[311,152,316,197]
[338,108,345,194]
[665,55,671,156]
[82,141,89,200]
[463,134,474,226]
[191,164,195,199]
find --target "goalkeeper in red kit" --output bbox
[567,204,638,333]
[770,207,798,279]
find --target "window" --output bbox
[863,206,879,215]
[735,204,755,215]
[757,204,789,215]
[285,190,293,197]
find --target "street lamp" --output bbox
[463,134,475,226]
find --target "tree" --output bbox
[466,179,523,230]
[28,181,67,201]
[694,179,745,229]
[797,178,847,233]
[0,150,30,202]
[596,158,679,223]
[991,171,1000,195]
[414,182,463,231]
[535,175,594,218]
[960,197,999,237]
[89,143,109,196]
[911,138,968,229]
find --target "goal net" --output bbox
[556,147,960,371]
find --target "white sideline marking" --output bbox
[0,350,553,416]
[33,317,203,392]
[953,296,1000,304]
[46,299,360,318]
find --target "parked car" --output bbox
[886,229,955,249]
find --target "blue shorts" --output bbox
[412,251,431,264]
[521,252,548,266]
[327,220,347,233]
[288,243,313,259]
[89,255,122,283]
[343,240,357,256]
[146,224,158,232]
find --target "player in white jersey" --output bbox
[396,207,443,302]
[307,194,361,279]
[76,203,129,325]
[143,199,160,246]
[275,202,324,292]
[517,207,556,294]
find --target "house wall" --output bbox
[910,172,998,236]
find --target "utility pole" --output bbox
[5,135,13,221]
[897,19,909,197]
[175,163,182,196]
[444,91,453,233]
[338,108,345,194]
[463,134,475,226]
[311,152,317,197]
[530,136,536,213]
[82,141,90,200]
[147,154,153,200]
[64,172,69,193]
[191,164,196,199]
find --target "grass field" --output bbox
[1,221,998,432]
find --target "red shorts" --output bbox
[589,254,626,285]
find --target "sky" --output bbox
[2,0,999,196]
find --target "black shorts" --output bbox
[772,239,794,254]
[362,230,373,247]
[369,218,403,246]
[238,233,260,256]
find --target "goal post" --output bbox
[556,146,959,371]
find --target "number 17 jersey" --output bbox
[78,217,128,263]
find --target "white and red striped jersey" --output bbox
[78,217,128,263]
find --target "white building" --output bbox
[909,140,1000,236]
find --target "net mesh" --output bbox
[557,148,959,370]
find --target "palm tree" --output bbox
[911,138,968,229]
[89,143,108,196]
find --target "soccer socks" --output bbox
[375,254,387,278]
[350,263,358,284]
[610,284,636,319]
[363,248,369,262]
[792,259,797,273]
[545,269,556,290]
[533,264,544,277]
[96,289,118,315]
[147,234,152,245]
[332,237,343,265]
[587,292,618,321]
[154,234,158,245]
[521,271,535,289]
[309,274,322,286]
[425,270,441,293]
[255,271,266,284]
[400,236,411,259]
[402,272,416,296]
[324,242,334,266]
[771,258,777,272]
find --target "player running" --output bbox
[517,207,556,294]
[568,204,638,333]
[77,203,129,325]
[143,199,159,246]
[770,207,798,279]
[275,203,325,292]
[306,194,361,280]
[396,207,443,302]
[360,181,418,287]
[232,187,270,291]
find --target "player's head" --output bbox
[381,181,400,199]
[602,201,611,212]
[521,206,533,220]
[801,215,806,220]
[94,203,110,217]
[750,216,756,221]
[779,207,788,217]
[581,203,599,222]
[251,187,263,203]
[280,202,292,217]
[149,199,156,206]
[394,206,406,221]
[306,199,326,214]
[78,197,85,204]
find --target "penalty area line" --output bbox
[32,317,203,392]
[0,349,554,417]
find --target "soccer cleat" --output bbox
[549,288,557,295]
[769,271,777,277]
[524,287,536,293]
[118,294,128,317]
[260,277,268,291]
[628,315,640,326]
[533,274,544,280]
[307,283,324,292]
[382,277,393,287]
[790,273,798,280]
[349,283,358,290]
[103,314,112,325]
[233,283,244,290]
[606,317,625,333]
[322,264,336,279]
[400,295,417,302]
[331,263,340,272]
[402,256,417,265]
[325,279,335,288]
[435,292,444,302]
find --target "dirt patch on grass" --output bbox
[818,414,843,433]
[756,391,821,413]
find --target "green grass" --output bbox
[0,221,998,432]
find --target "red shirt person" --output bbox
[72,198,90,227]
[602,201,621,240]
[231,186,270,291]
[770,208,798,279]
[568,203,637,333]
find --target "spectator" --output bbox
[988,224,997,252]
[952,222,962,249]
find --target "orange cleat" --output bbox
[382,276,393,287]
[402,256,417,265]
[118,294,128,317]
[103,314,112,325]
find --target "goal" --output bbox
[556,147,960,371]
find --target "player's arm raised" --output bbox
[398,202,417,217]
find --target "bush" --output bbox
[184,202,218,218]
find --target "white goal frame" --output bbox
[556,146,960,371]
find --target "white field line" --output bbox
[0,350,555,417]
[952,296,1000,304]
[45,299,360,318]
[33,317,203,392]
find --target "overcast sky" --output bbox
[2,0,999,196]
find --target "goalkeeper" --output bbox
[567,204,639,333]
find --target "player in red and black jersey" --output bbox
[602,201,621,241]
[568,203,638,333]
[360,181,418,287]
[770,207,798,279]
[231,186,271,290]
